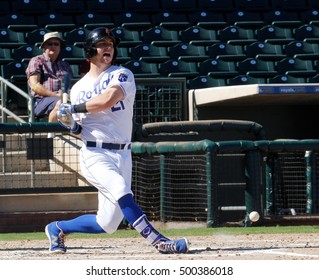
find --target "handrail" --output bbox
[0,76,34,123]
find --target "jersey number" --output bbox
[111,101,125,112]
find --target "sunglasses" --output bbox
[46,42,60,46]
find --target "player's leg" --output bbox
[118,193,189,254]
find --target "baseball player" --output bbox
[45,27,189,254]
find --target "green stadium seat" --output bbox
[12,45,43,63]
[130,44,170,63]
[86,0,124,13]
[116,47,131,64]
[188,76,226,89]
[0,28,26,49]
[48,0,85,14]
[112,27,142,48]
[75,13,114,30]
[256,25,294,45]
[37,13,76,32]
[294,24,319,43]
[115,12,152,31]
[237,58,278,78]
[124,0,161,13]
[159,59,199,79]
[268,74,307,84]
[168,43,208,62]
[1,14,37,32]
[283,41,319,60]
[198,0,235,13]
[122,60,160,78]
[198,58,239,78]
[189,11,227,29]
[0,48,14,65]
[235,0,272,12]
[61,45,85,64]
[64,28,90,47]
[161,0,198,13]
[245,41,286,61]
[142,26,181,47]
[151,12,190,30]
[276,57,317,77]
[207,42,246,62]
[227,74,266,86]
[25,28,51,46]
[179,26,219,46]
[225,10,264,28]
[218,25,257,46]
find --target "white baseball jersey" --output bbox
[70,65,136,144]
[69,65,136,234]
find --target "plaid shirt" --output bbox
[25,53,73,100]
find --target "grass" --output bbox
[1,225,319,241]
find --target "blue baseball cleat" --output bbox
[154,237,189,254]
[45,222,67,253]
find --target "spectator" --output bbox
[25,31,73,134]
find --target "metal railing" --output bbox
[0,76,33,123]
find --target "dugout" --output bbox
[188,84,319,140]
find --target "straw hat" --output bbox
[41,32,65,48]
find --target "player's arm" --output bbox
[61,85,124,114]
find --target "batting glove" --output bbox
[58,103,75,115]
[57,109,82,134]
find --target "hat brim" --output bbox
[41,38,66,48]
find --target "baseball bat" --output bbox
[60,73,70,122]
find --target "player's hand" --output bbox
[58,103,75,115]
[57,109,76,130]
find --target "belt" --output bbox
[85,141,131,150]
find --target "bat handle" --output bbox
[60,92,69,122]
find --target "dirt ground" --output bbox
[1,233,319,260]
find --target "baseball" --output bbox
[249,211,260,222]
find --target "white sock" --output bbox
[133,214,166,245]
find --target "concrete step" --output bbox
[0,171,90,188]
[0,192,97,212]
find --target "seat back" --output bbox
[130,44,169,63]
[168,43,208,62]
[198,58,238,78]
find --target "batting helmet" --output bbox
[83,27,120,60]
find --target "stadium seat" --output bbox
[283,41,319,60]
[130,44,170,63]
[86,0,124,13]
[188,76,226,89]
[75,13,114,30]
[112,27,142,47]
[0,1,11,16]
[263,10,301,27]
[0,28,26,49]
[244,41,286,61]
[11,0,49,15]
[218,25,257,46]
[237,58,278,78]
[122,60,160,78]
[294,24,319,43]
[188,11,227,29]
[37,13,76,32]
[206,42,246,62]
[227,75,266,86]
[179,26,219,46]
[300,9,319,24]
[268,74,307,84]
[48,0,86,14]
[161,0,198,12]
[64,28,90,47]
[198,58,239,78]
[124,0,161,13]
[115,12,152,31]
[307,74,319,83]
[256,25,294,45]
[159,59,199,79]
[116,47,131,64]
[1,14,37,32]
[225,10,264,28]
[235,0,271,12]
[168,43,208,62]
[0,48,14,65]
[141,26,181,47]
[1,61,28,89]
[276,57,316,77]
[151,12,190,30]
[60,45,85,64]
[12,45,43,63]
[270,0,310,11]
[25,28,51,46]
[198,0,236,12]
